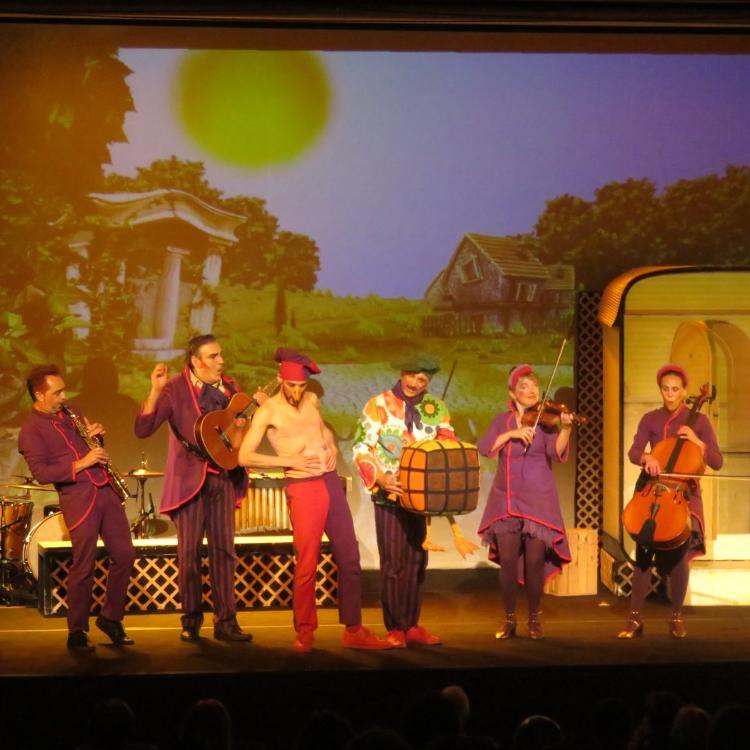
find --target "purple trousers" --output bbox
[373,501,427,632]
[173,473,237,629]
[286,472,362,633]
[66,486,135,633]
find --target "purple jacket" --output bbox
[476,409,571,579]
[134,367,248,514]
[628,404,722,541]
[18,406,109,531]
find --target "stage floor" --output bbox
[3,572,750,750]
[2,572,750,678]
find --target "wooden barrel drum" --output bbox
[398,439,480,516]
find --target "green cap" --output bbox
[392,354,440,376]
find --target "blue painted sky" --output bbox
[109,50,750,297]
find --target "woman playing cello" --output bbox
[618,364,722,639]
[477,364,573,640]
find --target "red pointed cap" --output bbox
[275,348,321,381]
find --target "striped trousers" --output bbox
[173,473,237,629]
[373,501,427,632]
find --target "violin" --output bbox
[521,400,588,431]
[622,383,712,552]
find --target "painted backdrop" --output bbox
[2,25,749,567]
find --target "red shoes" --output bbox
[387,630,407,648]
[294,625,438,651]
[387,627,441,647]
[292,631,314,653]
[405,625,442,646]
[342,625,392,650]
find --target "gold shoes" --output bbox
[669,612,687,639]
[495,613,544,640]
[527,613,544,640]
[617,611,644,639]
[495,614,517,640]
[617,611,687,638]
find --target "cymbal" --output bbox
[0,482,56,492]
[123,469,165,478]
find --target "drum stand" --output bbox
[126,458,165,539]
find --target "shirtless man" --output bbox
[238,348,389,652]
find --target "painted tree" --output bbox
[659,165,750,265]
[529,167,750,290]
[220,194,280,288]
[0,170,81,420]
[0,28,134,205]
[103,156,224,205]
[271,230,321,292]
[0,29,135,419]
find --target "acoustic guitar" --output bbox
[194,379,279,470]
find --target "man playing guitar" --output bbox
[134,334,251,643]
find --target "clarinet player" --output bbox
[17,365,136,653]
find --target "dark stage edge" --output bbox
[2,570,750,750]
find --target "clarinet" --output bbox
[61,404,134,503]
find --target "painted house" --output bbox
[424,233,574,335]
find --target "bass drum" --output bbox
[24,511,70,580]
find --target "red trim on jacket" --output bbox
[184,366,203,416]
[160,367,232,514]
[662,402,685,440]
[49,419,99,529]
[68,486,99,532]
[480,411,571,581]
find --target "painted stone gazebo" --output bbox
[87,189,246,359]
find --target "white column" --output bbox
[154,245,189,344]
[189,239,225,333]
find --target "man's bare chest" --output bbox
[271,402,320,436]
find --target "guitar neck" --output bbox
[242,377,280,419]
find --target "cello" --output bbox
[622,383,713,551]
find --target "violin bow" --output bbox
[660,472,750,482]
[527,335,569,437]
[441,360,458,401]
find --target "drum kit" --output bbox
[0,480,54,604]
[0,455,166,605]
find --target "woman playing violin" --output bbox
[618,364,722,639]
[477,364,573,640]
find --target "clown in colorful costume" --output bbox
[353,389,453,493]
[477,364,572,640]
[352,355,477,648]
